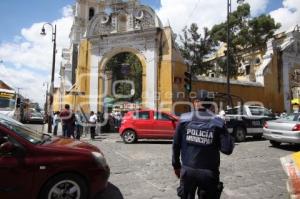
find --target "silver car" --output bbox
[263,113,300,146]
[25,111,45,124]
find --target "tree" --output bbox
[209,3,281,78]
[179,23,215,75]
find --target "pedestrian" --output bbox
[52,111,60,136]
[114,109,122,130]
[75,110,83,140]
[280,110,287,118]
[69,110,76,138]
[59,104,75,138]
[89,111,97,140]
[172,90,234,199]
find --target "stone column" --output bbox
[89,54,99,112]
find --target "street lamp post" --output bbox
[41,23,57,134]
[226,0,231,107]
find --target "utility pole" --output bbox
[43,82,49,123]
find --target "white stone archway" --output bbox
[84,1,163,111]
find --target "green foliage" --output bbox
[105,52,142,101]
[179,23,215,75]
[209,3,281,78]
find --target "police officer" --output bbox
[172,90,234,199]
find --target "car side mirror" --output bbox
[0,141,15,154]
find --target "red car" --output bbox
[0,114,109,199]
[119,110,178,143]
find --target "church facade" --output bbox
[54,0,300,115]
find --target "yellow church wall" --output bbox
[55,39,92,114]
[158,60,173,112]
[53,89,60,112]
[157,27,173,112]
[75,39,91,113]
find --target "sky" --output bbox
[0,0,299,106]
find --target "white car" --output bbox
[263,113,300,146]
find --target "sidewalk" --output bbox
[42,123,115,140]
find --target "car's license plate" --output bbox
[272,132,282,135]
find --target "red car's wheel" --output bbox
[122,130,137,144]
[39,173,88,199]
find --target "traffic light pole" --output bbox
[184,63,192,112]
[187,64,192,102]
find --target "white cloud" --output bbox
[0,5,73,72]
[0,63,48,106]
[156,0,269,34]
[0,5,73,106]
[270,0,300,32]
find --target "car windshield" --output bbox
[282,113,300,121]
[249,106,272,116]
[0,114,44,145]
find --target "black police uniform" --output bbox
[172,109,234,199]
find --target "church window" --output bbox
[245,65,250,75]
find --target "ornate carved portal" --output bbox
[85,0,163,111]
[87,1,157,37]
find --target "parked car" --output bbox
[0,113,110,199]
[263,113,300,147]
[224,105,276,142]
[25,111,45,124]
[119,110,178,143]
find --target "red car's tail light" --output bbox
[292,124,300,131]
[263,122,268,128]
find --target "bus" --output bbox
[0,88,25,122]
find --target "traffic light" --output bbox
[184,71,192,93]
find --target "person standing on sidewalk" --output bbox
[172,90,234,199]
[52,111,60,136]
[60,104,71,137]
[59,104,75,138]
[89,111,97,140]
[75,110,83,140]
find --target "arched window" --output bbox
[89,7,95,20]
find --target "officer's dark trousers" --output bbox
[180,167,220,199]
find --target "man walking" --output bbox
[172,90,234,199]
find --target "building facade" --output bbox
[56,0,300,114]
[57,0,187,114]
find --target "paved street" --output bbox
[27,124,295,199]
